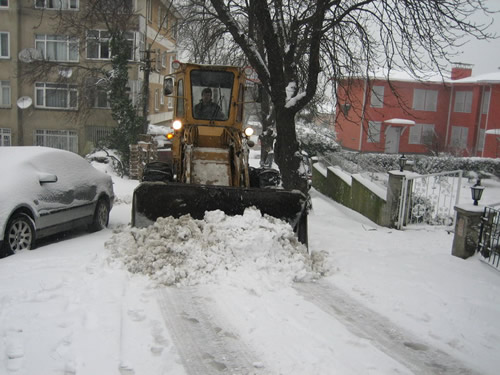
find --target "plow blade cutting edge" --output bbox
[132,182,309,245]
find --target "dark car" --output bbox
[0,147,115,256]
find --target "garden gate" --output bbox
[397,170,463,229]
[477,207,500,269]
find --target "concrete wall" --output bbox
[312,162,392,227]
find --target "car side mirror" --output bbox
[38,173,58,184]
[163,77,174,96]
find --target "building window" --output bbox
[454,91,473,113]
[0,0,8,8]
[450,126,468,150]
[35,0,79,10]
[367,121,381,143]
[0,32,9,58]
[35,83,78,109]
[87,30,136,61]
[481,90,490,114]
[154,89,159,111]
[477,128,485,151]
[35,129,78,152]
[87,30,110,59]
[86,126,113,146]
[91,86,110,108]
[161,51,167,68]
[1,80,10,107]
[36,34,79,62]
[409,123,435,145]
[412,89,437,111]
[370,85,384,108]
[146,0,152,22]
[0,128,11,146]
[160,89,164,105]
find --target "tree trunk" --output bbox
[274,107,308,193]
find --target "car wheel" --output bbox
[4,214,35,254]
[88,198,109,232]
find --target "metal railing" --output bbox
[478,207,500,270]
[397,170,462,229]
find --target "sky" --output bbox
[0,149,499,375]
[453,0,500,75]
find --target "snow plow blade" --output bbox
[132,182,309,245]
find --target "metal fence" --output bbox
[478,207,500,270]
[397,170,462,229]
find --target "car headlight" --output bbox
[173,120,183,130]
[244,127,254,137]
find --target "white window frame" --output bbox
[35,82,78,110]
[367,121,381,143]
[160,89,164,106]
[35,34,79,62]
[0,128,11,146]
[0,0,8,8]
[87,30,136,61]
[86,30,111,60]
[35,129,78,153]
[0,31,9,58]
[412,89,438,111]
[154,89,159,111]
[35,0,79,10]
[409,123,435,145]
[370,85,384,108]
[454,91,473,113]
[1,80,10,107]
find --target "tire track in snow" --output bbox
[157,286,265,375]
[294,281,480,375]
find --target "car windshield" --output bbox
[191,70,234,121]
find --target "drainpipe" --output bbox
[358,78,368,151]
[444,85,454,149]
[474,85,485,155]
[482,84,492,157]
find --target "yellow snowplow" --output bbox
[132,61,308,244]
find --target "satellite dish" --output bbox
[18,48,43,63]
[17,96,33,109]
[58,67,73,78]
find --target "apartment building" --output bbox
[335,64,500,158]
[0,0,179,155]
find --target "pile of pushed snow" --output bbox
[106,208,320,288]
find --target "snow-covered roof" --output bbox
[369,68,500,85]
[453,71,500,84]
[369,69,447,83]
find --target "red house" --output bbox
[335,64,500,158]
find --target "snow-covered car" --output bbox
[0,147,114,256]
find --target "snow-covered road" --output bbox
[1,174,499,375]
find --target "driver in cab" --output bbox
[194,87,224,120]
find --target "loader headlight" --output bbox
[244,127,254,137]
[173,120,183,130]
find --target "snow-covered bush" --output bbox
[296,121,340,156]
[325,151,500,178]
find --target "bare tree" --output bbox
[186,0,495,192]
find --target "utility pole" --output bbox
[140,48,155,134]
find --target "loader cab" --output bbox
[168,62,246,129]
[191,70,234,121]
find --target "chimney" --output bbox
[451,63,473,80]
